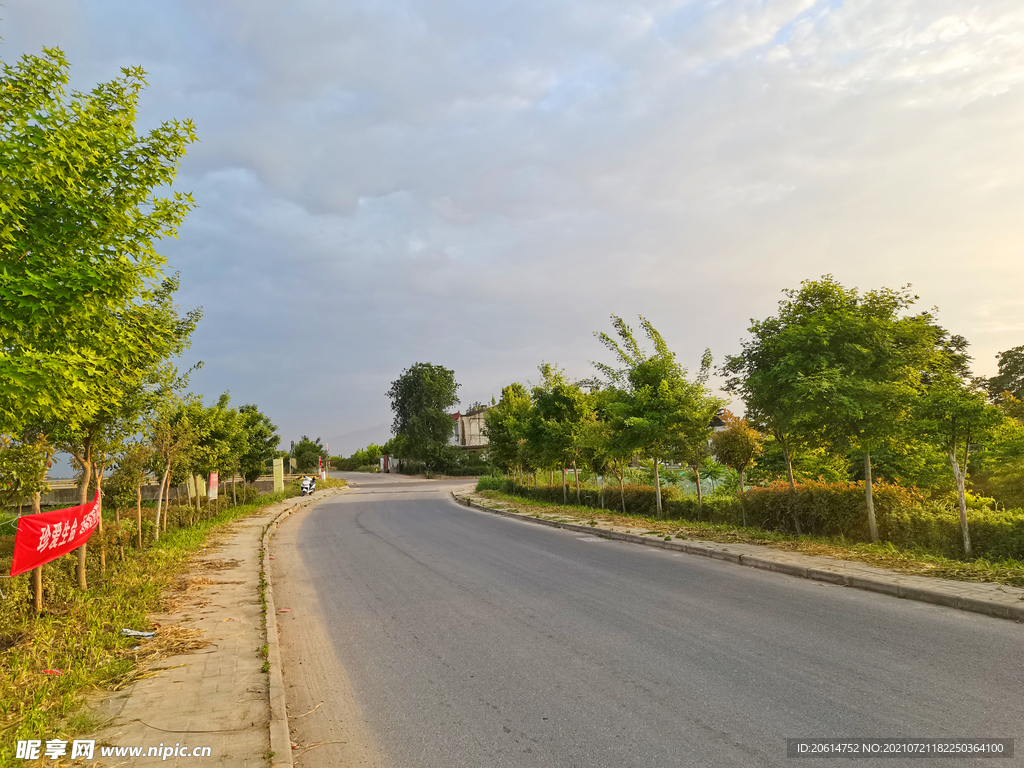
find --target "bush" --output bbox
[479,475,1024,561]
[476,476,507,492]
[883,503,1024,560]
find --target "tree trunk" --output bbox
[948,448,973,558]
[573,460,581,505]
[783,446,802,535]
[114,501,125,562]
[618,461,626,515]
[163,478,171,532]
[599,474,604,509]
[693,465,703,518]
[154,462,171,542]
[75,435,92,590]
[738,468,747,527]
[864,451,879,543]
[654,457,663,519]
[549,469,554,487]
[232,474,237,506]
[93,462,106,575]
[32,491,43,613]
[561,467,567,504]
[136,486,143,549]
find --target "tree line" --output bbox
[484,280,1024,558]
[0,47,283,605]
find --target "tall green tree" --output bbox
[527,365,594,503]
[916,371,1003,557]
[594,315,722,518]
[238,405,280,484]
[710,413,764,525]
[484,383,534,480]
[987,345,1024,402]
[0,49,197,434]
[291,436,327,473]
[725,278,939,541]
[386,363,460,471]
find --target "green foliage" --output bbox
[238,404,280,484]
[987,345,1024,401]
[0,48,198,434]
[882,503,1024,560]
[0,436,52,507]
[291,435,326,473]
[484,383,534,473]
[527,365,594,477]
[476,475,507,492]
[709,413,763,492]
[386,362,460,471]
[593,315,722,516]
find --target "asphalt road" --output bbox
[282,474,1022,767]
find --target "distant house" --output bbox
[450,404,489,449]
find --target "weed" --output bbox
[0,487,304,764]
[261,661,270,673]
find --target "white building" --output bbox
[450,405,489,449]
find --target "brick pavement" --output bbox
[89,490,339,767]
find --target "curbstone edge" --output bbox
[451,492,1023,624]
[263,487,346,768]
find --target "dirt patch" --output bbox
[273,502,384,768]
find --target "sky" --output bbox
[4,0,1024,457]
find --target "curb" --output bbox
[262,487,347,768]
[452,493,1024,623]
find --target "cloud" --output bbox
[3,0,1024,449]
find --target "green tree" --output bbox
[0,49,196,434]
[710,413,764,525]
[238,405,280,485]
[149,396,203,541]
[527,365,594,503]
[0,435,51,509]
[386,363,460,471]
[594,315,722,518]
[916,372,1004,557]
[291,436,326,473]
[725,278,939,541]
[987,345,1024,402]
[106,440,153,551]
[484,383,534,481]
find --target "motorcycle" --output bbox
[300,476,317,496]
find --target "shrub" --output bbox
[480,474,1024,561]
[476,476,507,492]
[882,503,1024,560]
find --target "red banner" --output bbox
[10,491,101,577]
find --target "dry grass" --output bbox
[0,487,303,767]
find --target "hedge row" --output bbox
[477,477,1024,561]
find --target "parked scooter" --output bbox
[300,475,317,496]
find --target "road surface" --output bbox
[273,473,1022,767]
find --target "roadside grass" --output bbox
[0,480,345,764]
[476,490,1024,587]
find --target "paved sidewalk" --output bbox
[455,491,1024,622]
[90,490,340,767]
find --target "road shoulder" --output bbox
[270,496,383,768]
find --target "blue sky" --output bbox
[4,0,1024,456]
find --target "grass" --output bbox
[0,479,345,766]
[476,490,1024,587]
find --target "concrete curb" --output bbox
[452,493,1024,623]
[262,487,347,768]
